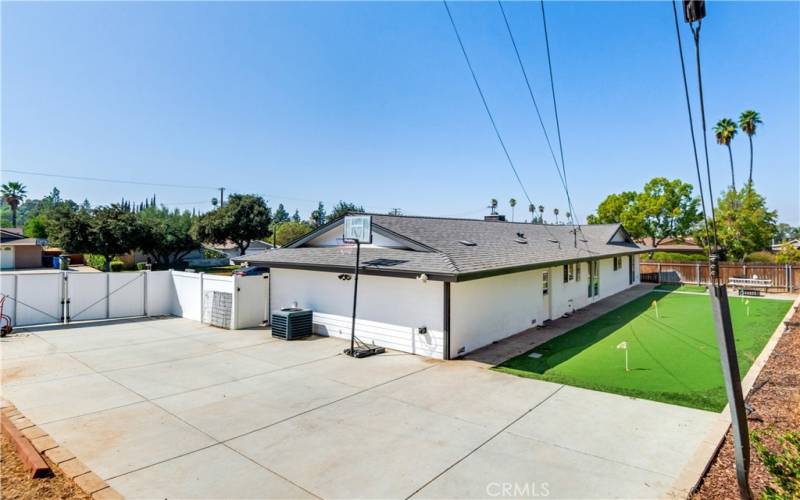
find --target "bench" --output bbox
[729,277,772,296]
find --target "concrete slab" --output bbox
[506,385,719,478]
[371,361,562,430]
[298,350,438,389]
[1,353,93,387]
[107,444,314,499]
[40,401,216,479]
[414,430,673,499]
[103,350,279,399]
[234,335,349,368]
[70,337,221,372]
[33,324,179,354]
[184,329,274,350]
[0,333,58,360]
[156,367,359,441]
[228,392,495,499]
[2,373,143,423]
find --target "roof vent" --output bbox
[515,238,528,244]
[458,240,477,246]
[516,232,525,239]
[547,238,559,243]
[484,214,506,222]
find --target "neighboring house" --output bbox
[640,237,704,255]
[210,240,274,259]
[236,214,648,360]
[772,239,800,251]
[0,229,44,270]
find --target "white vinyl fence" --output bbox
[0,270,269,329]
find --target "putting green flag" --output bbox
[652,299,660,318]
[617,341,629,371]
[745,299,750,316]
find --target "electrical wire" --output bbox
[3,169,220,191]
[539,0,578,226]
[442,0,533,208]
[671,0,712,254]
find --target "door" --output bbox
[628,255,635,285]
[0,246,14,270]
[542,270,551,320]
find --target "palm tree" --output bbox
[565,211,572,223]
[738,110,762,187]
[489,198,498,215]
[211,197,218,207]
[509,198,517,222]
[1,181,27,227]
[553,208,560,224]
[538,205,545,223]
[714,118,738,192]
[528,203,535,223]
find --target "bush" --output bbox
[745,251,777,264]
[84,254,106,271]
[648,252,706,262]
[752,428,800,498]
[136,262,147,271]
[109,260,124,272]
[776,243,800,264]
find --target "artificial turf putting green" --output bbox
[494,291,793,411]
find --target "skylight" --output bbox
[458,240,477,246]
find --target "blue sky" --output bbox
[2,1,798,224]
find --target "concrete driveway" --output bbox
[1,317,718,499]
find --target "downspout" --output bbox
[443,282,451,360]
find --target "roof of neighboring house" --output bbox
[210,240,274,251]
[772,239,800,250]
[0,237,43,247]
[0,228,26,241]
[236,214,647,282]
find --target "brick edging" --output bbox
[0,399,123,500]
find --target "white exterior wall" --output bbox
[450,269,545,358]
[450,256,641,358]
[270,268,444,357]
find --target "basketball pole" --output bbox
[349,239,361,357]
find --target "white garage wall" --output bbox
[450,269,544,358]
[270,268,444,357]
[146,271,174,316]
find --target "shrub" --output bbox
[745,251,777,264]
[648,252,706,262]
[109,260,124,272]
[84,254,106,271]
[776,243,800,264]
[136,262,147,271]
[752,428,800,498]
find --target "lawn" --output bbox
[495,291,793,411]
[654,283,708,293]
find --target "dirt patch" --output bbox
[693,305,800,499]
[0,434,90,500]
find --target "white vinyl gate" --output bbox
[0,270,268,329]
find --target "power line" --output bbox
[442,0,534,208]
[671,0,712,252]
[539,0,578,226]
[497,0,578,227]
[3,169,220,191]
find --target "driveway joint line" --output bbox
[406,384,565,499]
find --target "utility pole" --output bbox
[678,1,751,498]
[219,187,225,207]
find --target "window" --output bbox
[587,261,599,297]
[576,262,581,281]
[613,256,623,270]
[563,264,575,283]
[542,271,549,295]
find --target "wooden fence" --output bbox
[640,261,799,293]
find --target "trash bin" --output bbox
[58,255,70,270]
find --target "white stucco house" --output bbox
[236,214,649,360]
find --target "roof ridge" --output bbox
[363,212,619,227]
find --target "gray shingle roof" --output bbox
[239,214,646,281]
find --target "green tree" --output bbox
[738,110,762,186]
[775,223,800,242]
[705,186,777,261]
[776,242,800,264]
[528,203,535,223]
[714,118,738,192]
[586,191,637,225]
[138,206,199,266]
[538,205,545,223]
[273,203,290,225]
[1,181,27,227]
[192,194,272,256]
[327,201,364,223]
[509,198,516,222]
[48,205,142,271]
[490,198,498,215]
[23,215,49,239]
[310,202,326,227]
[274,220,314,247]
[291,209,301,222]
